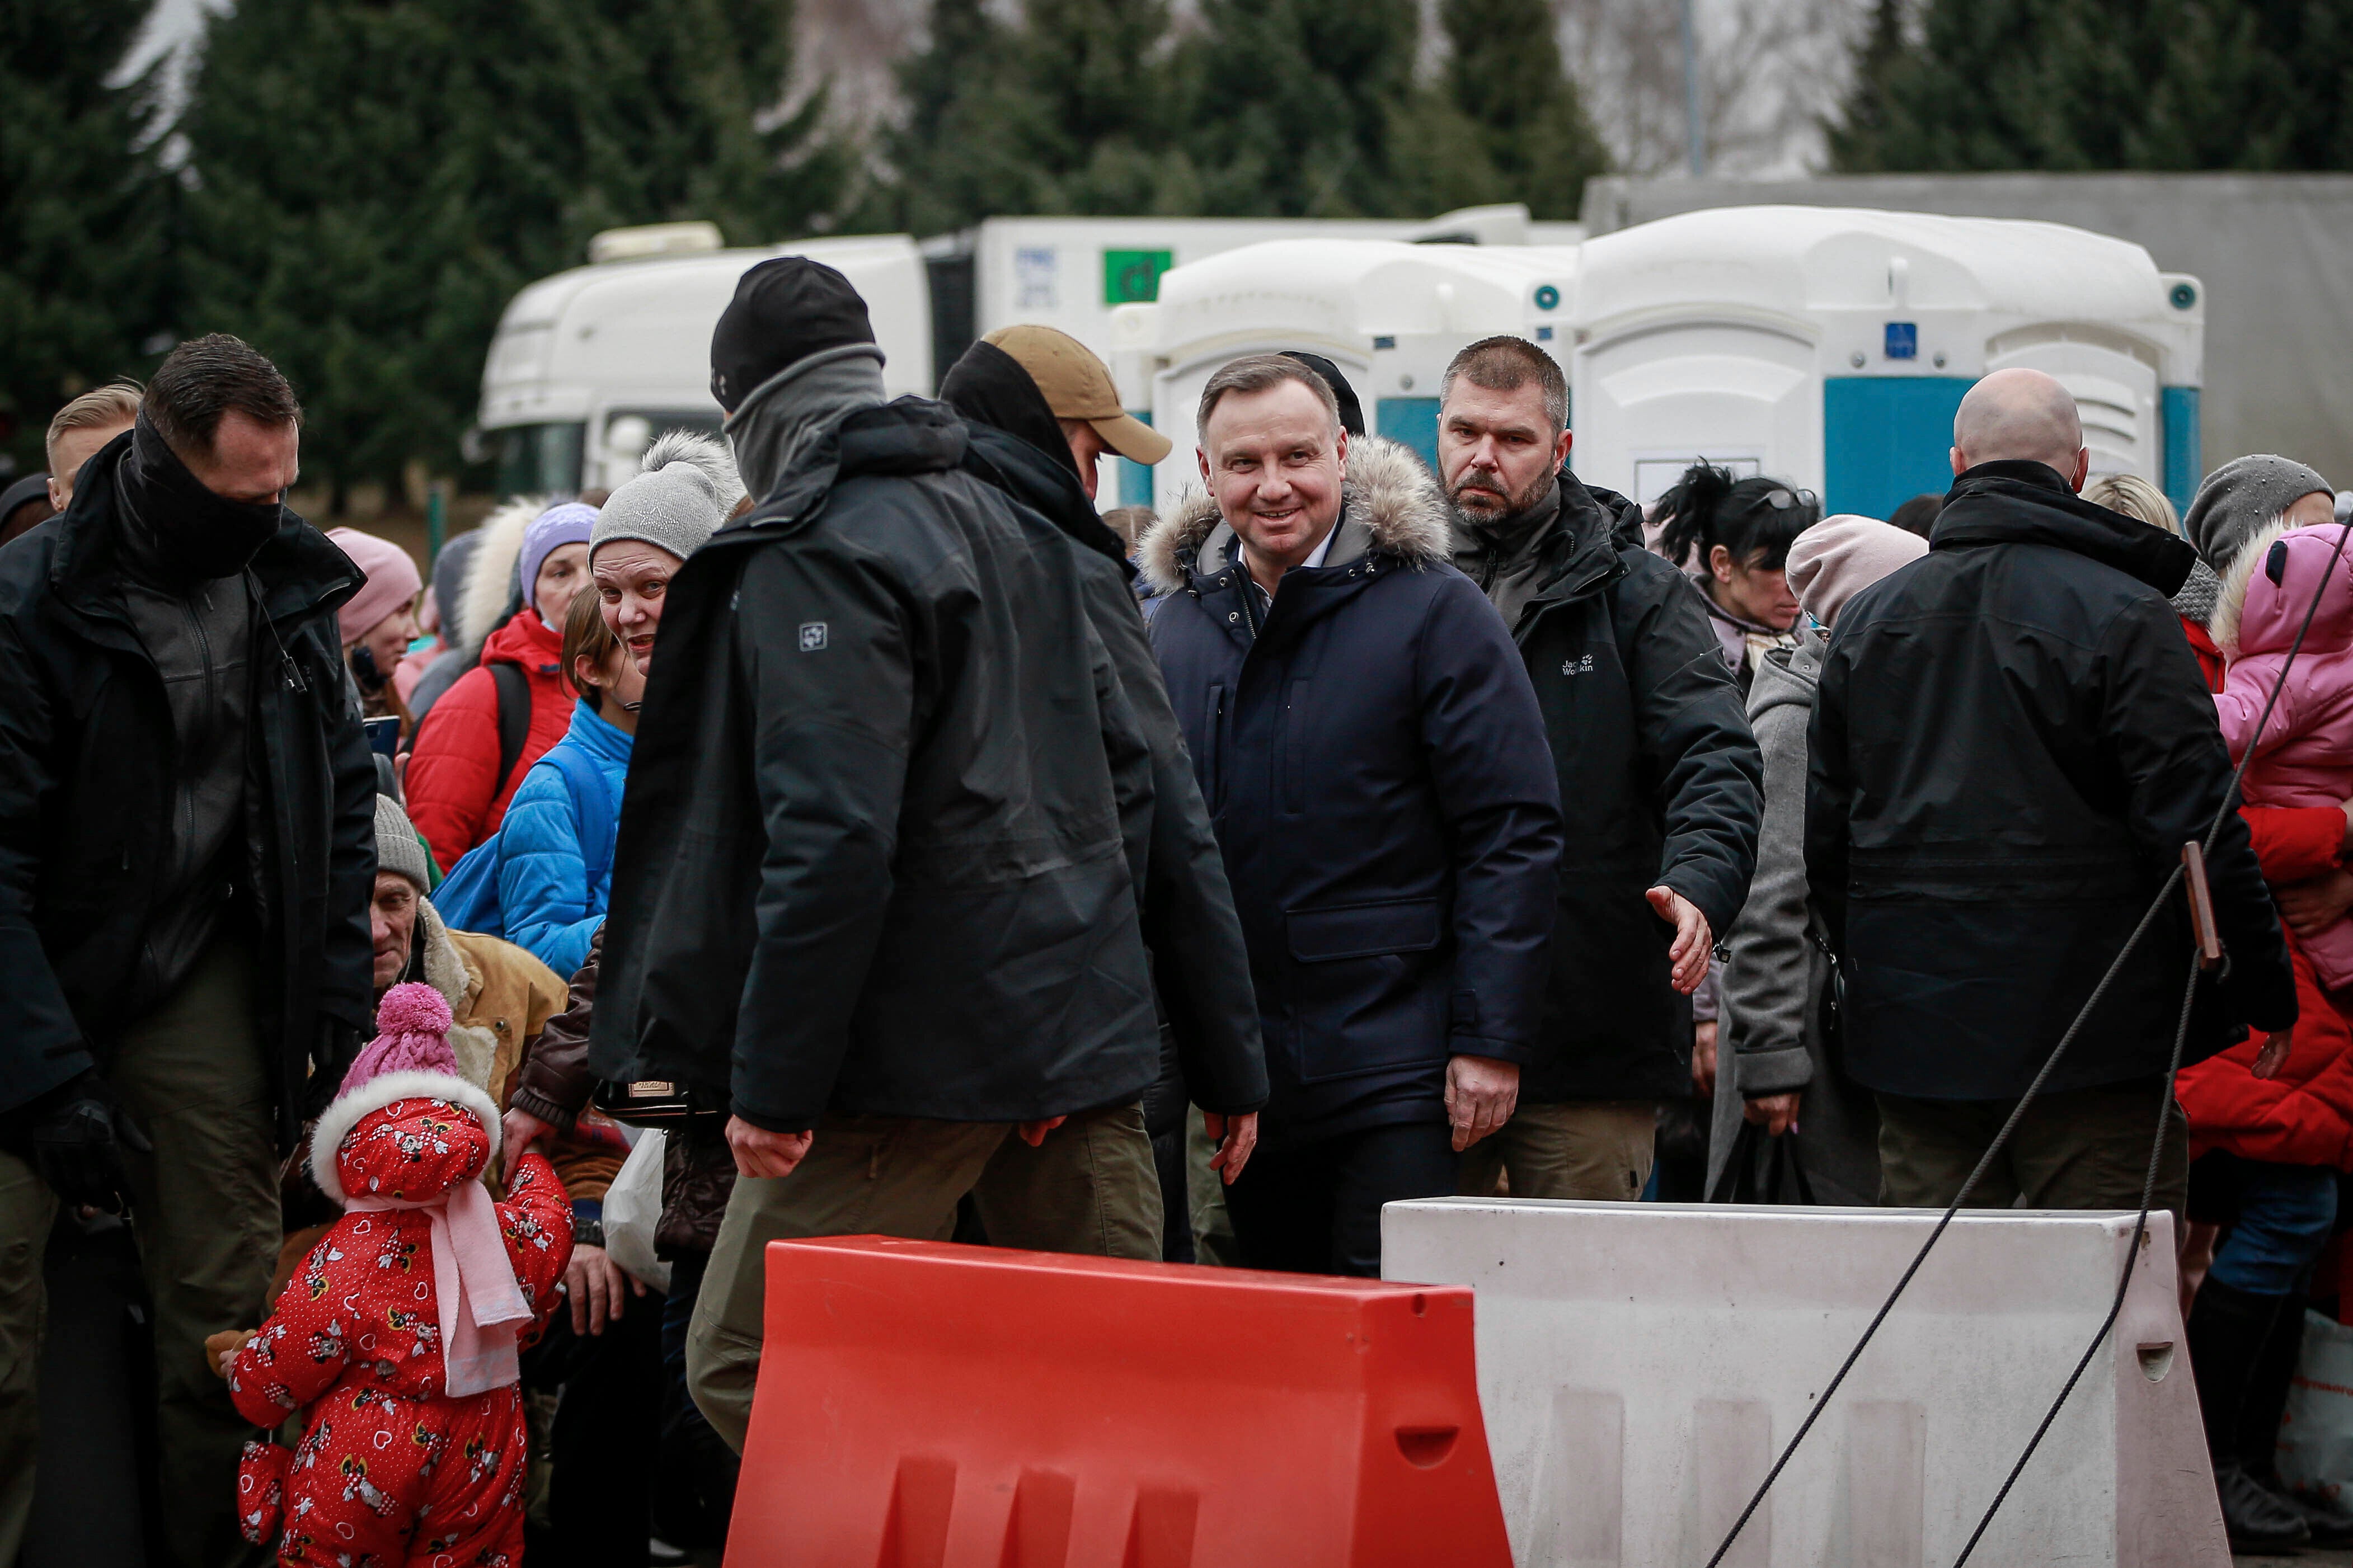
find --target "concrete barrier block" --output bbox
[1382,1200,2225,1568]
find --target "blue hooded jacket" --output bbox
[497,698,630,977]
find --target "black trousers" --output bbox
[522,1275,665,1567]
[1221,1119,1458,1277]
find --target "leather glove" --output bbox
[29,1072,149,1213]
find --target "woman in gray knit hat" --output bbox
[2183,453,2334,572]
[590,430,745,679]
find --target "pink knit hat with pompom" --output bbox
[310,982,504,1205]
[339,982,459,1094]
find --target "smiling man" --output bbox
[0,334,376,1564]
[1140,353,1562,1277]
[1440,335,1761,1205]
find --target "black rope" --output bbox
[1704,517,2353,1568]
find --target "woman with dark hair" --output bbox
[1655,464,1819,690]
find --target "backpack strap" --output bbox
[489,661,532,797]
[542,744,618,893]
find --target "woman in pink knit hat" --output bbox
[327,526,423,731]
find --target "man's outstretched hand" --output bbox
[726,1115,814,1179]
[1647,886,1713,994]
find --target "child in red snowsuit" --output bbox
[224,983,572,1566]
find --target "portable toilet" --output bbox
[1563,206,2206,516]
[1107,239,1581,511]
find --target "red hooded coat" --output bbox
[227,1089,572,1565]
[405,609,572,873]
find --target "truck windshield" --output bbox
[495,423,586,497]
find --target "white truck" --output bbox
[472,207,1581,500]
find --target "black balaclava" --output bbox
[939,341,1079,477]
[1280,351,1366,438]
[118,411,285,584]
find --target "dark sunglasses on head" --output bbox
[1762,487,1819,512]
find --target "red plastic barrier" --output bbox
[725,1236,1513,1567]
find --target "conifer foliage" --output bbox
[1830,0,2353,172]
[0,0,172,477]
[887,0,1609,224]
[179,0,852,492]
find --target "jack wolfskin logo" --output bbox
[798,622,828,652]
[1560,653,1595,676]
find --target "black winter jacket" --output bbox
[1808,460,2296,1099]
[587,399,1161,1132]
[1140,438,1563,1146]
[0,431,377,1148]
[944,349,1268,1117]
[1455,469,1763,1103]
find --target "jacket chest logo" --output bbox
[798,622,828,653]
[1560,653,1596,676]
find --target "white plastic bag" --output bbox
[602,1127,670,1293]
[2276,1309,2353,1503]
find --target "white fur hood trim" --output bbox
[309,1068,504,1205]
[1137,435,1451,596]
[455,495,539,656]
[2211,516,2292,657]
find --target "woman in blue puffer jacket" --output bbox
[496,588,638,977]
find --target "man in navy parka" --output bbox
[1140,353,1563,1276]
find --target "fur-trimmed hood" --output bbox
[454,494,539,659]
[2213,516,2353,658]
[1138,435,1449,596]
[308,1068,502,1205]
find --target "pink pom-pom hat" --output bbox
[308,981,502,1204]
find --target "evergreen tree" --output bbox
[1438,0,1610,220]
[1826,0,1910,171]
[885,0,1197,233]
[1830,0,2353,172]
[179,0,851,493]
[1180,0,1426,216]
[0,0,172,477]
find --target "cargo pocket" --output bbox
[1286,898,1446,1082]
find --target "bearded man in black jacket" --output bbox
[1441,336,1762,1203]
[0,336,376,1565]
[1809,368,2295,1216]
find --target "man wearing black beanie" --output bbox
[588,258,1169,1451]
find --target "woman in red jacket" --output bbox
[406,502,597,872]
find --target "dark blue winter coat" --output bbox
[1141,436,1564,1146]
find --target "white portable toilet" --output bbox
[1107,239,1581,511]
[1564,206,2206,516]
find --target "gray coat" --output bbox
[1706,623,1880,1205]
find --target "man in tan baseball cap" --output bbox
[979,324,1171,496]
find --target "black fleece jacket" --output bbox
[1454,468,1763,1103]
[588,398,1162,1131]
